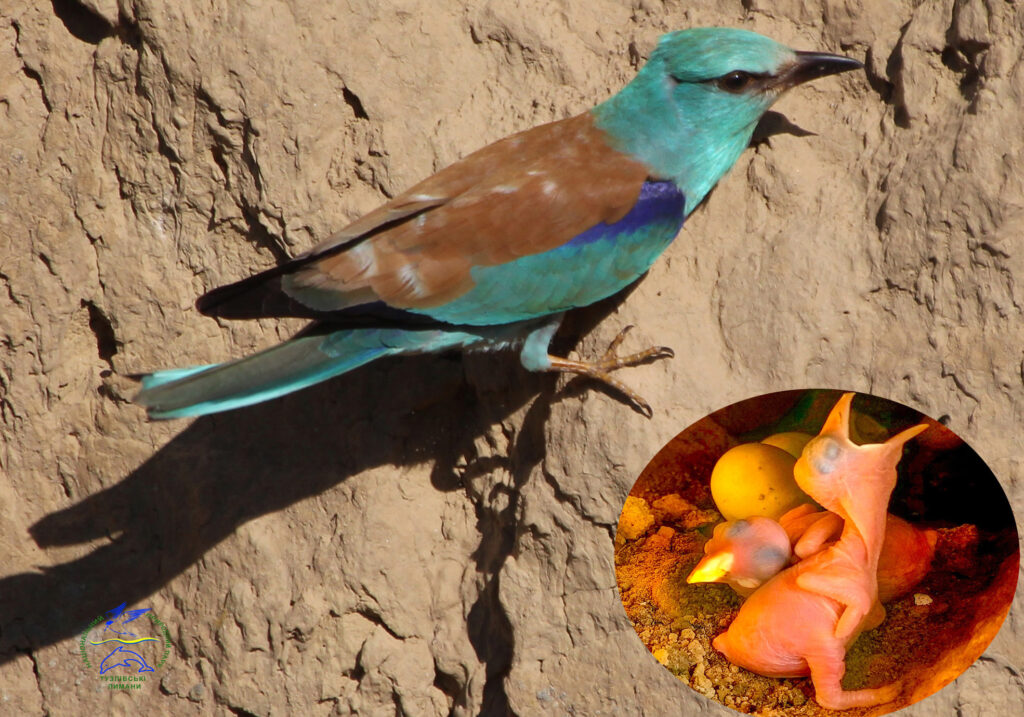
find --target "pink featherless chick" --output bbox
[689,508,938,603]
[780,504,938,603]
[687,517,792,597]
[711,393,927,710]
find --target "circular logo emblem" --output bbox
[79,603,172,690]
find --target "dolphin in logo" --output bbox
[99,646,154,674]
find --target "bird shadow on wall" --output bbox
[0,285,640,673]
[752,111,815,144]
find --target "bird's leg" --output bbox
[550,326,674,417]
[519,317,673,416]
[806,643,901,710]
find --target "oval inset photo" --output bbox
[615,389,1018,716]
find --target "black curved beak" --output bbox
[775,51,863,90]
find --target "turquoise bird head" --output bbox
[593,28,862,214]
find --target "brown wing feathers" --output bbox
[198,113,650,319]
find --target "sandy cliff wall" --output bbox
[1,0,1020,714]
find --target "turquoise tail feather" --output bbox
[134,326,491,420]
[140,364,220,391]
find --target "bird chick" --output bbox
[687,517,792,597]
[711,393,927,710]
[779,505,938,602]
[690,508,938,603]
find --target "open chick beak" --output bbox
[687,551,735,584]
[773,50,863,91]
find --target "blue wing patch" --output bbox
[563,180,686,249]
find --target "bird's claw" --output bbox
[594,325,675,373]
[546,325,675,418]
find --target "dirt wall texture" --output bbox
[0,0,1021,715]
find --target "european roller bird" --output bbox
[135,28,861,419]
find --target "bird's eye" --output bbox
[716,71,754,93]
[725,520,751,538]
[807,437,842,475]
[754,546,789,568]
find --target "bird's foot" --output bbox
[814,681,901,711]
[546,325,674,418]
